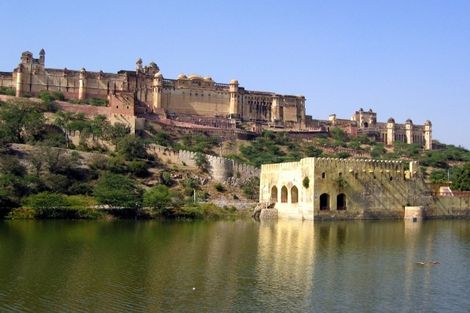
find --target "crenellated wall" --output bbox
[146,144,259,182]
[260,157,433,220]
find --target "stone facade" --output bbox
[328,108,432,150]
[0,50,306,130]
[259,157,432,220]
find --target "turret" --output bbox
[20,51,33,65]
[298,96,306,128]
[229,79,239,118]
[386,118,395,146]
[405,119,413,144]
[15,65,23,97]
[78,68,87,101]
[271,95,281,122]
[136,58,143,73]
[152,72,163,111]
[424,120,432,150]
[39,49,45,66]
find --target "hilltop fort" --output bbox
[0,49,432,149]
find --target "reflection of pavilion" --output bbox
[256,220,315,310]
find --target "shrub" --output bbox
[193,152,208,171]
[0,87,15,96]
[214,182,226,192]
[241,177,259,200]
[24,192,70,209]
[160,171,173,186]
[116,135,147,160]
[127,160,149,177]
[85,97,108,106]
[93,173,142,208]
[143,185,172,213]
[7,207,36,219]
[303,176,310,189]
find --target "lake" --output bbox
[0,219,469,312]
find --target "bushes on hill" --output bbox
[93,173,143,208]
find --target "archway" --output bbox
[337,193,346,210]
[271,186,278,203]
[363,122,369,128]
[291,186,298,203]
[320,193,330,210]
[281,186,288,203]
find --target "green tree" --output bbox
[116,135,147,160]
[241,177,260,200]
[193,152,208,171]
[451,163,470,191]
[143,185,172,213]
[93,173,142,208]
[0,100,45,143]
[54,111,75,148]
[24,192,70,209]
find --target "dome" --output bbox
[149,62,158,68]
[424,120,432,126]
[405,118,413,124]
[387,117,395,123]
[154,71,163,78]
[229,79,239,85]
[188,74,203,80]
[177,74,187,80]
[203,76,213,81]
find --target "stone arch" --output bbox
[337,193,346,210]
[281,186,288,203]
[271,186,278,203]
[320,193,330,210]
[363,122,369,128]
[291,186,298,203]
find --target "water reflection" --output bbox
[0,220,470,312]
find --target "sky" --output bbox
[0,0,469,148]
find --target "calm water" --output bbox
[0,219,469,313]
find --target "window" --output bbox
[281,186,288,203]
[337,193,346,210]
[320,193,330,210]
[271,186,278,203]
[291,186,298,203]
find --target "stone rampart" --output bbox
[147,144,259,182]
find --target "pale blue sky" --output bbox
[1,0,469,148]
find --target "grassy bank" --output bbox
[4,202,250,221]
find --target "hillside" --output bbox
[0,93,469,219]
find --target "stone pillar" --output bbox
[386,118,395,146]
[78,68,87,101]
[229,79,239,118]
[424,120,432,150]
[152,72,163,111]
[405,119,413,144]
[271,95,280,122]
[15,66,23,97]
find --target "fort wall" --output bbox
[147,144,259,182]
[260,157,434,220]
[2,50,306,130]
